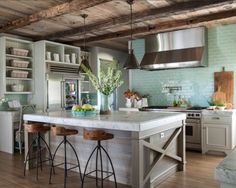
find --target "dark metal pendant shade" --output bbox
[124,49,139,69]
[124,0,139,70]
[80,58,92,73]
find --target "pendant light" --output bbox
[123,0,139,69]
[80,14,92,72]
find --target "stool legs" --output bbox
[24,133,54,180]
[81,140,117,188]
[49,136,82,188]
[100,143,117,188]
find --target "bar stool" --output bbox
[82,129,117,188]
[24,123,54,180]
[49,126,82,188]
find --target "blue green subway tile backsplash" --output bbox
[131,24,236,107]
[0,94,28,110]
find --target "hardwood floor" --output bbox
[0,151,223,188]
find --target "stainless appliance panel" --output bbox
[47,74,63,111]
[47,74,80,111]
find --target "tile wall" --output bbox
[131,24,236,107]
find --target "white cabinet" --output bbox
[0,111,20,154]
[0,37,34,96]
[32,40,84,111]
[202,110,236,155]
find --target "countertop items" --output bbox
[24,110,186,188]
[214,68,234,106]
[215,147,236,187]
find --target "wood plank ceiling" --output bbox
[0,0,236,51]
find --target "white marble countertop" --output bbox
[215,148,236,185]
[202,109,236,116]
[23,110,186,132]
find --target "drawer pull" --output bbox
[212,117,220,120]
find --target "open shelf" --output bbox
[5,91,33,94]
[45,60,80,67]
[6,66,32,71]
[6,54,32,60]
[0,36,34,95]
[6,77,33,81]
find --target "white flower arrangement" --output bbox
[80,59,124,96]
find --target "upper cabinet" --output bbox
[34,40,81,73]
[0,37,34,96]
[32,40,82,111]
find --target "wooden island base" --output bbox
[24,111,186,188]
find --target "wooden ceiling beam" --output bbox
[43,0,234,40]
[71,9,236,45]
[0,0,112,32]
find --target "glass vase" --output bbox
[100,93,111,115]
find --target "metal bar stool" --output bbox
[82,129,117,188]
[24,123,54,180]
[49,126,82,188]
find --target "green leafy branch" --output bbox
[80,60,124,96]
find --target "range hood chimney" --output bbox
[140,27,207,70]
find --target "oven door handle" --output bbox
[211,117,220,120]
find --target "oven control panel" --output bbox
[187,112,201,119]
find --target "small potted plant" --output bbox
[216,103,226,111]
[124,89,135,108]
[207,100,216,110]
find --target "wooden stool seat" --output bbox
[83,129,114,141]
[51,126,78,136]
[24,123,50,133]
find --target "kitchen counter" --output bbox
[24,110,186,132]
[202,109,236,116]
[215,147,236,188]
[24,110,186,188]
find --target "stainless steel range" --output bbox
[140,106,207,151]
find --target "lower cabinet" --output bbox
[0,111,20,154]
[202,110,235,155]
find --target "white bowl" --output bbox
[218,106,225,111]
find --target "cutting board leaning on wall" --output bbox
[214,68,234,107]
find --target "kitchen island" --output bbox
[24,110,186,188]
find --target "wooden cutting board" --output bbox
[212,86,226,104]
[214,69,234,105]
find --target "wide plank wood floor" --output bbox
[0,151,223,188]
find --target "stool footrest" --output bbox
[53,162,78,170]
[24,157,52,164]
[85,169,114,181]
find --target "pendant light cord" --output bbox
[83,15,86,50]
[130,1,133,51]
[81,14,88,51]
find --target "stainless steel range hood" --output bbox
[140,27,207,70]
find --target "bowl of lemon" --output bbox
[72,104,96,116]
